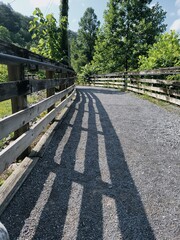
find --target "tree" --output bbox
[59,0,69,64]
[0,26,11,43]
[29,8,61,60]
[139,31,180,70]
[91,0,166,73]
[0,3,33,47]
[29,1,71,63]
[71,7,100,72]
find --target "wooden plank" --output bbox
[0,92,76,215]
[128,83,180,98]
[91,78,124,81]
[127,67,180,76]
[0,77,75,102]
[94,81,124,84]
[46,71,55,112]
[129,78,168,84]
[31,77,74,92]
[0,85,74,140]
[127,87,180,106]
[0,51,74,74]
[0,156,39,215]
[129,78,180,86]
[147,92,180,105]
[128,83,166,93]
[139,68,180,76]
[0,90,76,174]
[92,84,106,87]
[0,81,30,102]
[7,64,30,161]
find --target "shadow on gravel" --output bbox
[1,87,155,239]
[82,87,126,95]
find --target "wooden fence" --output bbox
[90,67,180,106]
[0,41,76,175]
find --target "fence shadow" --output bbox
[0,87,155,239]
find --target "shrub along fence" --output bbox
[90,67,180,106]
[0,41,76,175]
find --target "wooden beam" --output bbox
[7,65,30,158]
[0,85,75,140]
[0,90,76,174]
[0,77,75,102]
[46,70,55,112]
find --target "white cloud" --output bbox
[176,0,180,7]
[30,0,59,8]
[177,9,180,16]
[170,19,180,32]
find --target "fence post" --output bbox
[46,70,55,112]
[7,64,30,157]
[61,70,67,101]
[124,72,128,91]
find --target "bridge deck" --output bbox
[0,86,180,240]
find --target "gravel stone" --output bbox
[0,86,179,240]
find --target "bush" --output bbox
[0,65,8,83]
[77,63,97,85]
[139,31,180,70]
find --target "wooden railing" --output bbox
[0,41,76,175]
[90,67,180,106]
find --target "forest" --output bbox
[0,0,180,83]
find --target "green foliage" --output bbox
[0,168,13,186]
[77,63,97,84]
[0,100,11,118]
[0,25,11,43]
[0,3,33,47]
[29,8,62,60]
[139,31,180,70]
[71,7,100,73]
[166,74,180,81]
[90,0,166,74]
[30,1,70,63]
[0,65,8,83]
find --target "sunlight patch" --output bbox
[19,172,56,239]
[62,182,83,240]
[98,134,112,185]
[102,195,122,240]
[74,131,87,173]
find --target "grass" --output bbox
[133,93,180,115]
[0,168,13,186]
[136,93,168,107]
[0,92,48,185]
[27,91,46,105]
[0,92,48,148]
[0,100,11,119]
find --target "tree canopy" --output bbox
[71,7,100,72]
[139,31,180,70]
[29,8,61,60]
[0,2,33,48]
[29,0,71,64]
[90,0,167,73]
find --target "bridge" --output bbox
[0,42,180,239]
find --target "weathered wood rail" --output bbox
[0,41,76,175]
[90,67,180,106]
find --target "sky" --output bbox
[0,0,180,33]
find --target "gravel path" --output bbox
[0,86,180,240]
